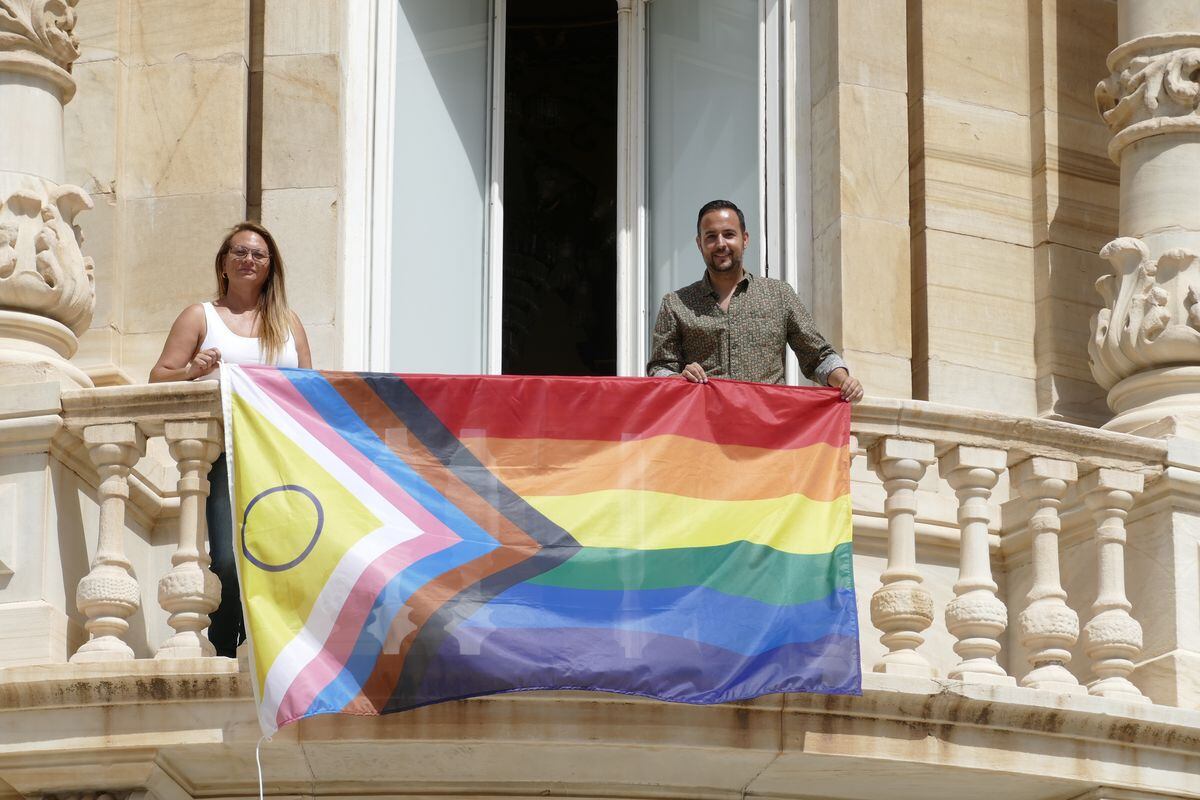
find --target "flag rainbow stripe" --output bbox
[224,366,860,735]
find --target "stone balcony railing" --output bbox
[1,380,1198,798]
[28,381,1194,704]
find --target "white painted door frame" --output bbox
[341,0,811,380]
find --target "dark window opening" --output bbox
[501,0,617,376]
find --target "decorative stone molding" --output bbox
[0,0,80,100]
[42,792,131,800]
[1013,457,1084,694]
[1089,238,1200,432]
[1095,33,1200,162]
[939,445,1015,686]
[867,437,937,677]
[0,177,94,335]
[1090,237,1200,389]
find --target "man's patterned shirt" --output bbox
[646,271,846,385]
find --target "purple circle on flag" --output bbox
[240,484,324,572]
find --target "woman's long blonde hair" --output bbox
[213,221,293,365]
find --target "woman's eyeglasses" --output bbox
[229,246,270,263]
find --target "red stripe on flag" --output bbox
[354,374,848,450]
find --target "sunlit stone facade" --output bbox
[0,1,1198,799]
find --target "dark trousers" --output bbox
[206,453,244,658]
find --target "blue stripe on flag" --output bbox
[458,584,860,657]
[280,368,499,547]
[300,537,495,718]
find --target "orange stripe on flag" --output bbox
[458,435,847,502]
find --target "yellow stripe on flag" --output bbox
[525,490,851,555]
[231,394,382,686]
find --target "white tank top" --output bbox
[200,301,299,370]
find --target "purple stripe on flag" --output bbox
[392,626,861,712]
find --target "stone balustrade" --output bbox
[59,381,224,662]
[852,398,1173,703]
[47,384,1196,711]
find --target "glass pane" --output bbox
[502,0,617,376]
[647,0,760,329]
[389,0,490,373]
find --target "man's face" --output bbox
[696,209,749,275]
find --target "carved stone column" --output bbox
[939,445,1015,685]
[0,0,94,389]
[1012,457,1084,694]
[1091,3,1200,434]
[71,422,145,662]
[867,437,937,677]
[156,419,222,658]
[1080,468,1149,703]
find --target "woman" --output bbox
[150,221,312,658]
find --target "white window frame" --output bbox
[342,0,811,380]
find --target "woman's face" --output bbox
[223,230,272,296]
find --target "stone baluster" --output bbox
[867,437,937,676]
[1012,457,1084,693]
[156,420,223,658]
[71,423,146,662]
[939,445,1014,685]
[1080,468,1149,702]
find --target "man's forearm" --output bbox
[813,353,848,387]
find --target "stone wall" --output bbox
[256,0,343,370]
[908,0,1117,423]
[62,1,1119,419]
[66,0,344,383]
[810,0,915,400]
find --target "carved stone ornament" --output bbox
[945,593,1009,631]
[870,585,935,624]
[1096,33,1200,162]
[1089,237,1200,390]
[0,176,94,335]
[0,0,80,99]
[1018,604,1080,641]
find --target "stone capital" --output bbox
[0,177,95,337]
[1090,238,1200,394]
[1012,456,1079,487]
[931,443,1008,482]
[867,437,936,472]
[1079,468,1145,498]
[1095,33,1200,163]
[0,0,80,100]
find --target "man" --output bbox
[647,199,864,402]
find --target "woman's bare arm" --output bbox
[149,304,219,382]
[291,311,313,369]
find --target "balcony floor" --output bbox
[0,661,1197,800]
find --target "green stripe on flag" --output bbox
[529,541,853,607]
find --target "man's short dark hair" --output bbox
[696,199,746,235]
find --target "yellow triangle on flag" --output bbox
[230,394,383,686]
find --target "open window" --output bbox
[366,0,809,378]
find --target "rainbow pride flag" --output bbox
[222,365,859,735]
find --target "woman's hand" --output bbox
[185,347,222,380]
